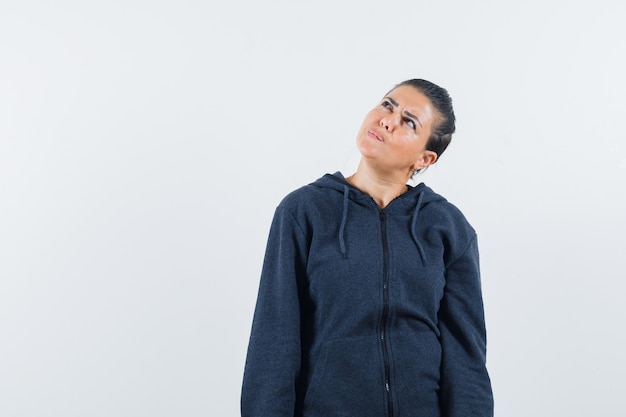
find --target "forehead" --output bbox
[385,85,436,123]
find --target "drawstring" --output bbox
[410,191,427,266]
[338,184,425,263]
[338,184,349,258]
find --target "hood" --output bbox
[311,172,445,207]
[310,172,446,263]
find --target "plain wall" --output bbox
[1,1,625,416]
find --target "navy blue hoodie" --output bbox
[242,172,493,417]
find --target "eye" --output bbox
[404,118,416,129]
[381,100,393,110]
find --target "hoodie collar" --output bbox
[313,172,442,264]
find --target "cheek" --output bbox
[404,132,427,151]
[397,136,425,161]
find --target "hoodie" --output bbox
[241,172,493,417]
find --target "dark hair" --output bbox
[393,79,456,159]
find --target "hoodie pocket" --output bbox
[303,336,386,417]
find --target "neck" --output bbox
[346,160,410,209]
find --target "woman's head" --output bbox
[355,78,455,180]
[390,79,456,160]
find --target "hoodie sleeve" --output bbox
[438,234,494,417]
[241,204,308,417]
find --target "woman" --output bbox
[241,79,493,417]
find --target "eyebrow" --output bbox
[384,96,423,127]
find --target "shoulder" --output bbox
[434,199,474,233]
[418,185,477,253]
[277,174,343,212]
[273,174,344,227]
[421,186,473,225]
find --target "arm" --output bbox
[241,206,308,417]
[438,234,494,417]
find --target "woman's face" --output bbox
[356,85,437,175]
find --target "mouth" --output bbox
[368,130,384,142]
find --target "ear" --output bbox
[413,150,438,170]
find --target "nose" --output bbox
[380,114,398,131]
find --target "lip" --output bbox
[368,129,384,142]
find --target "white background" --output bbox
[1,1,625,416]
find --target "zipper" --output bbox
[379,210,393,417]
